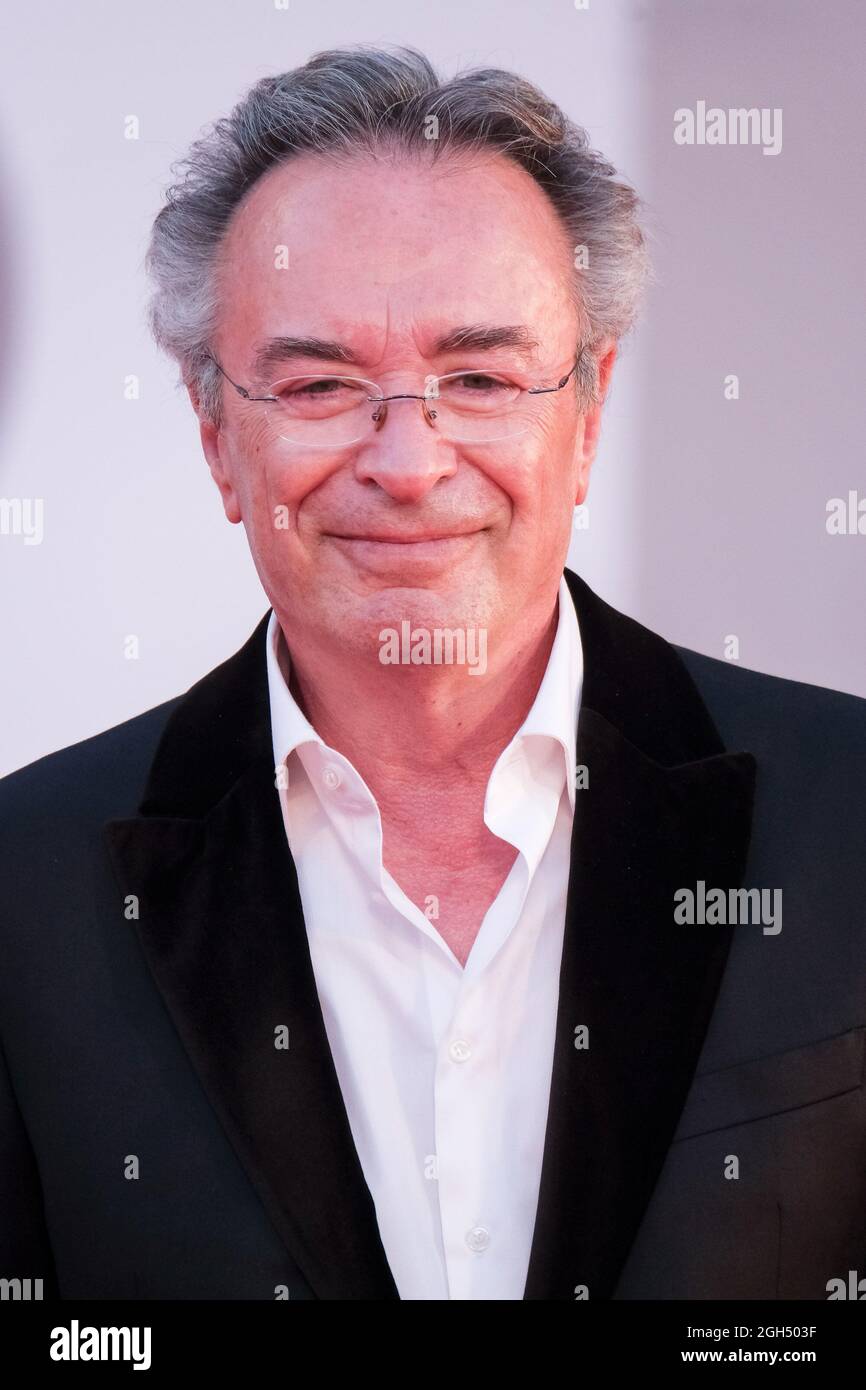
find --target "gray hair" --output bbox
[145,44,651,426]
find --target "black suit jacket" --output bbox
[1,569,864,1300]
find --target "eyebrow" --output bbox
[250,324,542,380]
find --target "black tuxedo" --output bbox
[1,570,864,1300]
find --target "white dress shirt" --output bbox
[266,576,583,1300]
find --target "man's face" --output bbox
[198,149,614,657]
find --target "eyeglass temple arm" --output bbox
[208,355,277,402]
[526,361,579,395]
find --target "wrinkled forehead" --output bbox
[213,148,579,361]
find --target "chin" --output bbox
[350,582,496,636]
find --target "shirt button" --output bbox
[448,1039,472,1063]
[465,1226,490,1253]
[322,764,342,790]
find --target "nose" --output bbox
[353,398,458,504]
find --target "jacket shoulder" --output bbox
[674,644,866,859]
[674,645,866,755]
[0,696,183,831]
[675,647,866,1057]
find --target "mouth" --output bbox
[327,530,485,544]
[324,529,486,570]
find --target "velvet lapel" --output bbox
[522,571,757,1299]
[104,619,399,1300]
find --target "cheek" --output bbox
[487,415,579,516]
[232,420,330,536]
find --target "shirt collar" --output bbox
[266,611,322,774]
[500,571,583,814]
[266,571,583,813]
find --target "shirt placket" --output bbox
[432,969,500,1300]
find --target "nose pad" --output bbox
[371,397,439,432]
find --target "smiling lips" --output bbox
[326,530,484,570]
[329,530,483,544]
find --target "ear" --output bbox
[185,379,242,525]
[573,341,618,505]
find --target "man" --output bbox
[1,45,864,1302]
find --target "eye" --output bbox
[276,377,350,398]
[435,373,522,412]
[451,373,512,393]
[269,375,371,419]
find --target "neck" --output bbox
[276,587,561,806]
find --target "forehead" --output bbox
[214,148,577,358]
